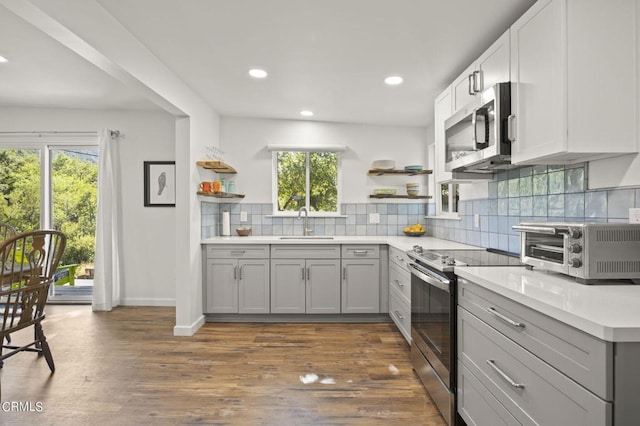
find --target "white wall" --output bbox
[220,117,429,204]
[0,106,177,306]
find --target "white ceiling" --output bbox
[0,5,158,111]
[0,0,537,127]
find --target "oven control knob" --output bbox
[569,229,582,239]
[568,244,582,254]
[568,258,582,268]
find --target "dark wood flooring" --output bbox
[1,305,445,425]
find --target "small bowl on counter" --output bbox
[236,227,252,236]
[404,230,426,237]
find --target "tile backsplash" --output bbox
[201,202,429,239]
[201,163,639,254]
[427,163,640,254]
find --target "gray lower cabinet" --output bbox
[204,245,270,314]
[270,247,341,314]
[388,246,411,343]
[270,259,306,314]
[458,277,613,426]
[458,362,520,426]
[342,258,380,313]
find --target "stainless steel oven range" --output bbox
[407,246,522,425]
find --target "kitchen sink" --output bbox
[278,236,334,240]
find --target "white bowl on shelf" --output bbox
[372,159,395,170]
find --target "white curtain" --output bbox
[92,129,123,311]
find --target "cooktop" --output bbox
[407,247,522,273]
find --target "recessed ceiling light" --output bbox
[0,56,8,63]
[300,110,314,117]
[384,75,403,85]
[248,68,267,78]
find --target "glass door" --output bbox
[0,148,41,231]
[49,147,99,302]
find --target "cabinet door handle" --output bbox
[507,114,516,142]
[486,360,525,389]
[302,267,306,280]
[472,70,482,93]
[394,310,404,320]
[468,73,475,96]
[343,267,347,280]
[233,266,237,280]
[230,250,246,255]
[306,267,310,280]
[487,307,525,328]
[394,279,404,288]
[238,266,243,280]
[353,250,368,256]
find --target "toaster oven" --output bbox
[513,222,640,283]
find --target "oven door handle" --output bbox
[408,263,451,293]
[512,225,564,235]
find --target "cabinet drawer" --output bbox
[458,277,612,399]
[341,245,379,259]
[389,261,410,304]
[271,244,340,259]
[206,244,269,259]
[389,246,410,271]
[458,307,611,426]
[389,287,411,344]
[458,362,520,426]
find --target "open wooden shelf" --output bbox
[367,169,432,176]
[196,160,237,174]
[369,194,432,199]
[197,191,245,199]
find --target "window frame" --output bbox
[436,182,460,218]
[271,150,343,217]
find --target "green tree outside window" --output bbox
[276,151,339,213]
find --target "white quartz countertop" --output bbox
[201,235,478,252]
[455,266,640,343]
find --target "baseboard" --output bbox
[120,298,176,307]
[173,314,205,336]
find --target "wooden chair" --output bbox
[0,230,66,373]
[0,223,16,242]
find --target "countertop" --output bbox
[455,266,640,343]
[201,235,479,252]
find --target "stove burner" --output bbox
[441,256,456,266]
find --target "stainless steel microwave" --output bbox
[513,222,640,283]
[444,82,513,173]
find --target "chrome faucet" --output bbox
[298,207,311,236]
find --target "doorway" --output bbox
[50,147,98,302]
[0,143,98,303]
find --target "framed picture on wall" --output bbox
[144,161,176,207]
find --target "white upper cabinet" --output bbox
[452,30,511,114]
[510,0,638,164]
[476,30,510,104]
[434,87,453,183]
[452,63,478,115]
